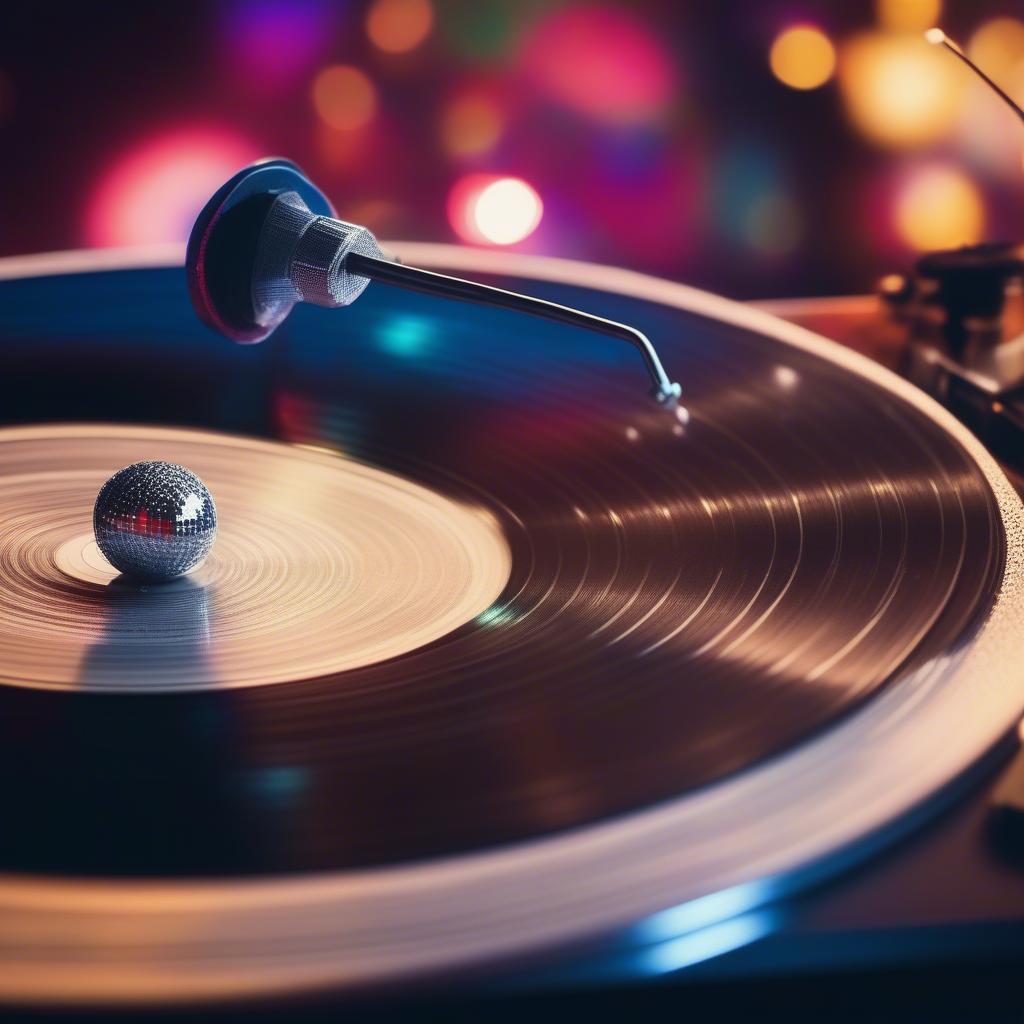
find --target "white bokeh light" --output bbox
[471,177,543,245]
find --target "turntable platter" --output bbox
[0,246,1020,1004]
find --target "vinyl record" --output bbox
[0,246,1020,1005]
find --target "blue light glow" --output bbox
[640,909,778,975]
[636,880,773,942]
[245,765,309,805]
[713,145,785,245]
[377,315,435,359]
[476,604,518,627]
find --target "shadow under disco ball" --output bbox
[93,460,217,581]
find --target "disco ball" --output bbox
[93,461,217,582]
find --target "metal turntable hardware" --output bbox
[873,30,1024,463]
[186,159,682,405]
[876,244,1024,460]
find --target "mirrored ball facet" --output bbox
[93,461,217,582]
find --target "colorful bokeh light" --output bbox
[11,1,1024,303]
[745,192,803,255]
[958,18,1024,181]
[839,30,963,148]
[967,18,1024,91]
[85,127,258,247]
[713,145,798,257]
[366,0,434,54]
[448,174,543,246]
[220,0,337,91]
[769,26,836,91]
[345,197,403,235]
[894,165,985,251]
[311,65,378,131]
[875,0,942,31]
[440,0,517,61]
[574,143,702,265]
[441,92,504,157]
[520,4,675,125]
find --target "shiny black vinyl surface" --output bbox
[0,262,1004,877]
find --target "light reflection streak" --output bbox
[637,880,773,943]
[639,909,779,975]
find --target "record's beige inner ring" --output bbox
[0,424,512,692]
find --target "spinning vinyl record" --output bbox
[0,245,1020,1005]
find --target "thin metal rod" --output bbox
[348,253,682,404]
[926,28,1024,124]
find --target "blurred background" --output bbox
[0,0,1022,299]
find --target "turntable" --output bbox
[0,232,1023,1008]
[1,33,1024,1020]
